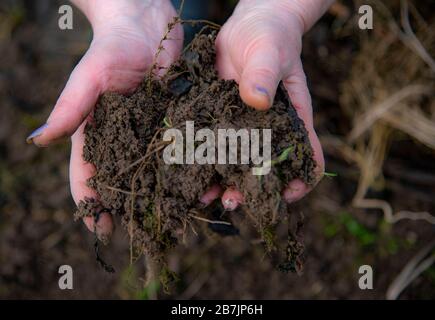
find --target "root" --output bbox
[347,84,431,142]
[336,1,435,226]
[181,19,220,30]
[103,185,147,197]
[353,198,435,225]
[387,239,435,299]
[189,211,232,226]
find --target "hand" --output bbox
[26,0,183,239]
[200,0,326,210]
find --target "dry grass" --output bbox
[335,0,435,225]
[321,1,435,297]
[386,239,435,299]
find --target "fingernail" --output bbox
[26,123,48,144]
[223,198,238,211]
[255,85,269,98]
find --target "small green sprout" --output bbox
[273,146,294,165]
[324,171,338,178]
[252,146,294,176]
[162,117,172,128]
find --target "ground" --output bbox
[0,0,434,299]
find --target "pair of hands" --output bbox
[27,0,328,240]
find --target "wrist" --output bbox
[279,0,335,32]
[238,0,333,33]
[236,0,304,35]
[70,0,173,33]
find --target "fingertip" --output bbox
[83,212,114,243]
[26,123,49,146]
[70,122,114,242]
[239,82,272,111]
[200,184,223,207]
[238,44,281,111]
[283,179,310,204]
[83,216,95,233]
[28,121,72,147]
[221,187,244,211]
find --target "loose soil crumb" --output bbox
[75,32,317,285]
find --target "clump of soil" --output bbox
[76,32,317,283]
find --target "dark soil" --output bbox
[76,32,317,282]
[3,0,434,300]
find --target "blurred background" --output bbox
[0,0,434,299]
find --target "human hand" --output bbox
[26,0,183,239]
[200,0,329,210]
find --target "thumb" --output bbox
[239,44,282,110]
[26,50,102,146]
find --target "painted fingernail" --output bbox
[255,85,269,97]
[26,123,48,144]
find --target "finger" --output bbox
[282,60,325,203]
[239,44,282,110]
[221,187,244,211]
[215,32,240,81]
[282,179,310,204]
[199,184,223,207]
[27,49,102,146]
[70,122,114,241]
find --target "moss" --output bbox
[261,224,277,252]
[340,213,376,247]
[142,203,157,235]
[137,280,161,300]
[159,265,179,294]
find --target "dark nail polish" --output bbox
[26,123,48,144]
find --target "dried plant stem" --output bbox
[348,84,431,142]
[387,239,435,299]
[189,213,232,226]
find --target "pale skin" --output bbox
[27,0,334,240]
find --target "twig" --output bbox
[382,106,435,150]
[103,185,146,197]
[177,0,185,17]
[181,19,221,29]
[348,84,431,142]
[117,128,166,176]
[353,198,435,225]
[179,272,210,300]
[386,239,435,299]
[399,0,435,73]
[189,213,232,226]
